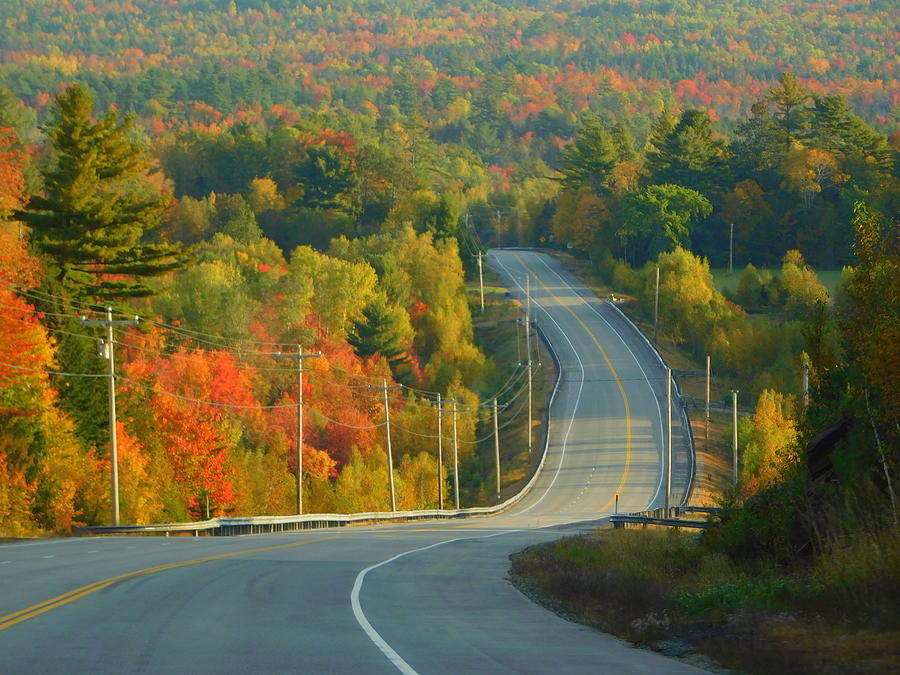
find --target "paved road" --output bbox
[0,250,699,674]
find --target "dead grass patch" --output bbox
[510,527,900,673]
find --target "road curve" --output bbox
[0,250,700,674]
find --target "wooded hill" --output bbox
[0,1,896,536]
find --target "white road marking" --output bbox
[42,555,55,559]
[351,530,518,674]
[489,252,585,515]
[0,561,11,564]
[0,537,98,550]
[534,254,668,510]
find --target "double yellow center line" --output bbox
[513,254,631,513]
[0,536,338,631]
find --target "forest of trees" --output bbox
[0,1,896,534]
[0,0,896,266]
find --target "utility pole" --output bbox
[493,398,501,501]
[728,223,734,275]
[436,392,444,509]
[731,390,739,484]
[666,367,672,515]
[802,357,810,407]
[705,355,711,452]
[370,378,402,512]
[476,252,485,312]
[654,266,660,342]
[525,274,533,454]
[451,398,460,509]
[275,346,321,515]
[496,209,502,247]
[82,308,138,527]
[443,399,475,510]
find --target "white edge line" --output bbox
[533,255,668,511]
[487,252,585,515]
[0,537,100,550]
[351,530,518,674]
[604,294,696,505]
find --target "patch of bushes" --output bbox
[676,576,808,616]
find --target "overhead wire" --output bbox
[0,359,109,378]
[0,280,291,353]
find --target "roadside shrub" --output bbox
[611,258,640,294]
[676,576,807,616]
[595,249,617,285]
[704,474,810,563]
[736,263,764,307]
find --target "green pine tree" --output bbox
[645,109,731,197]
[17,83,187,302]
[558,119,620,194]
[347,297,411,368]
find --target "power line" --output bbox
[0,360,108,378]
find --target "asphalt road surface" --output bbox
[0,250,700,674]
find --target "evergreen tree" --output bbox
[767,72,813,145]
[558,119,620,194]
[732,100,789,189]
[17,84,186,301]
[645,109,731,198]
[809,94,893,190]
[347,297,411,368]
[642,109,677,177]
[421,194,461,239]
[293,142,359,214]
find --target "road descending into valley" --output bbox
[0,250,699,674]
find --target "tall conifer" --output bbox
[17,83,186,301]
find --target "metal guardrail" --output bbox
[681,395,752,417]
[610,514,707,529]
[674,505,721,516]
[76,509,476,537]
[605,302,696,506]
[75,320,566,538]
[609,505,719,529]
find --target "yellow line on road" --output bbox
[0,536,338,631]
[512,254,631,513]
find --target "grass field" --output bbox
[710,267,844,297]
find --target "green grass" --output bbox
[710,267,843,297]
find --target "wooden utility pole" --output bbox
[729,223,734,275]
[275,346,321,515]
[732,390,739,484]
[493,398,501,500]
[82,308,138,526]
[442,399,475,510]
[451,399,460,509]
[802,357,810,407]
[436,392,443,509]
[370,379,403,511]
[476,253,485,312]
[705,355,711,452]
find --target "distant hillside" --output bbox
[0,0,896,142]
